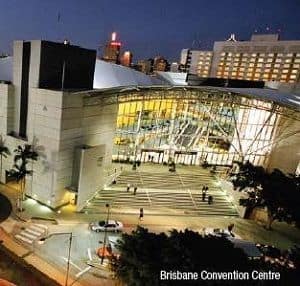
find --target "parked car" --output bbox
[89,220,123,232]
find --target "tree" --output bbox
[113,226,252,286]
[230,161,300,229]
[9,144,39,206]
[9,161,32,211]
[0,135,10,183]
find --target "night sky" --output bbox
[0,0,299,61]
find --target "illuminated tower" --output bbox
[120,51,133,67]
[102,32,121,64]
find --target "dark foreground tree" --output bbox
[230,161,300,229]
[113,227,253,286]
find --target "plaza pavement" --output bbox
[1,163,300,285]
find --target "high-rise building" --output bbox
[120,51,133,67]
[102,32,121,64]
[211,34,300,83]
[179,34,300,83]
[170,62,179,72]
[153,56,168,72]
[137,59,153,74]
[180,49,213,77]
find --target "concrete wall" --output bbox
[76,145,106,211]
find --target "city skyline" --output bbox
[0,0,299,61]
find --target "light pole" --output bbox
[100,203,110,264]
[38,232,73,286]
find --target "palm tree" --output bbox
[9,161,32,211]
[12,144,39,201]
[0,135,10,183]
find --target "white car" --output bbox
[89,220,123,232]
[203,228,241,239]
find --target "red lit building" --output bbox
[102,32,121,64]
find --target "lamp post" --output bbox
[100,203,110,264]
[38,232,73,286]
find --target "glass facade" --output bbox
[112,90,279,166]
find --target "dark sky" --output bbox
[0,0,299,62]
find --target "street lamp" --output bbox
[38,232,73,286]
[100,203,110,264]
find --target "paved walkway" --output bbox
[1,163,300,285]
[82,164,238,217]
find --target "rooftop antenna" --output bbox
[226,33,237,42]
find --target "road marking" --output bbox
[61,257,82,271]
[87,248,92,261]
[76,266,92,278]
[15,234,33,244]
[187,189,197,208]
[145,189,152,206]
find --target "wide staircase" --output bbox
[81,167,238,217]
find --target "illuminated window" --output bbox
[291,69,298,74]
[275,59,282,63]
[252,53,257,57]
[254,73,260,77]
[249,63,255,67]
[277,53,283,57]
[287,53,293,57]
[257,63,263,67]
[239,68,245,71]
[290,75,297,79]
[285,59,292,63]
[248,68,254,72]
[231,72,237,76]
[294,58,300,63]
[258,58,264,62]
[221,52,226,56]
[228,53,232,56]
[293,64,300,68]
[274,64,281,68]
[268,53,274,56]
[281,74,287,79]
[247,72,252,76]
[273,69,279,73]
[250,58,256,62]
[282,69,289,73]
[265,63,272,67]
[267,59,273,63]
[283,64,290,68]
[224,72,229,76]
[264,69,271,72]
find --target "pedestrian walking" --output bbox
[133,186,137,195]
[208,195,213,205]
[139,208,144,221]
[126,183,131,192]
[202,192,206,202]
